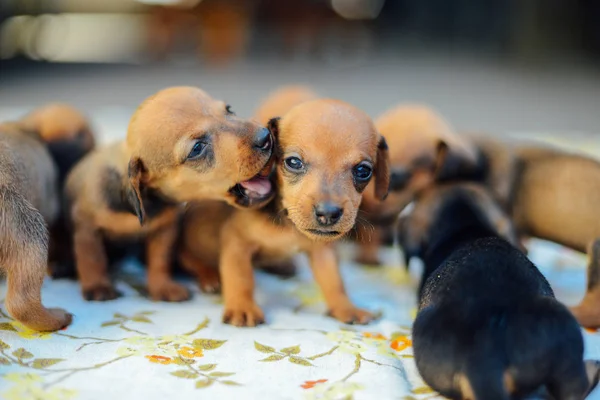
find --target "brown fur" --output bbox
[254,85,319,126]
[0,121,72,331]
[181,99,390,326]
[65,86,274,301]
[356,104,479,265]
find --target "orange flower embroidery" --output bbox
[363,332,387,340]
[177,346,204,359]
[145,355,173,364]
[390,336,412,352]
[301,379,328,389]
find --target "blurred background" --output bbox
[1,0,599,135]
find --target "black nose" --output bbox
[254,128,272,151]
[314,202,343,226]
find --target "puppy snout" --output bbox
[254,128,272,151]
[314,202,344,226]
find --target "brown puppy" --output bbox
[18,104,96,277]
[181,99,390,326]
[356,104,479,265]
[254,85,319,126]
[0,121,72,331]
[65,86,274,301]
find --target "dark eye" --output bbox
[225,105,235,115]
[284,156,304,171]
[187,141,207,160]
[353,163,372,181]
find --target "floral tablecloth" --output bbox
[1,106,600,399]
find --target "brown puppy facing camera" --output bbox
[0,118,74,331]
[181,99,390,326]
[356,104,479,265]
[65,86,274,302]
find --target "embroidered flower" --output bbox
[177,346,203,359]
[301,379,328,389]
[145,355,173,365]
[390,336,412,352]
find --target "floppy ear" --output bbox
[374,135,390,201]
[127,157,147,225]
[433,139,480,181]
[267,117,280,139]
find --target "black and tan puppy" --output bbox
[17,104,97,277]
[65,86,274,302]
[0,120,72,331]
[403,183,600,400]
[180,99,390,326]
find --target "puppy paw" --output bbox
[197,269,221,294]
[24,308,73,332]
[82,284,122,301]
[47,308,73,330]
[327,306,377,325]
[223,303,265,327]
[149,280,190,302]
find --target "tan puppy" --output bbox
[18,104,97,277]
[356,104,479,265]
[254,85,319,126]
[181,99,390,326]
[0,121,71,331]
[65,86,274,301]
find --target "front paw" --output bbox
[149,280,191,302]
[197,268,221,294]
[327,306,377,325]
[82,284,122,301]
[223,302,265,327]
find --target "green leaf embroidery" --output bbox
[0,338,10,349]
[131,315,152,324]
[113,313,126,319]
[280,345,301,355]
[139,311,155,315]
[288,356,313,366]
[209,372,235,377]
[193,339,226,350]
[173,357,195,366]
[259,354,285,362]
[401,354,414,359]
[195,379,214,389]
[254,341,275,353]
[0,323,16,332]
[170,370,198,379]
[412,386,434,394]
[12,348,33,359]
[100,320,120,327]
[196,364,217,371]
[32,358,64,368]
[0,357,10,365]
[220,380,241,386]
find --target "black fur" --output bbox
[410,190,595,400]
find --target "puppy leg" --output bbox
[178,248,221,294]
[1,189,71,331]
[73,224,120,301]
[146,224,190,302]
[355,225,382,266]
[546,361,592,400]
[309,244,375,324]
[220,235,263,327]
[570,239,600,328]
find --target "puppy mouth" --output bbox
[228,161,275,208]
[306,229,341,237]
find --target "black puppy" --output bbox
[401,184,600,400]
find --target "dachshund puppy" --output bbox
[65,86,274,302]
[356,104,479,265]
[0,121,72,331]
[181,99,390,326]
[18,104,96,278]
[404,183,600,400]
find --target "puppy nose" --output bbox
[254,128,272,151]
[314,202,344,226]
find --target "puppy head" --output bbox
[361,104,478,220]
[20,103,96,182]
[125,86,274,223]
[269,99,389,242]
[254,85,318,125]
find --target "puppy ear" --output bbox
[267,117,280,139]
[374,135,391,200]
[433,139,479,181]
[127,157,147,225]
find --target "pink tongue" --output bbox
[239,177,272,196]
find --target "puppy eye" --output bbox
[187,141,208,160]
[353,163,373,181]
[225,105,235,115]
[284,156,304,172]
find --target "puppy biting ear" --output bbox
[374,135,390,200]
[127,157,147,225]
